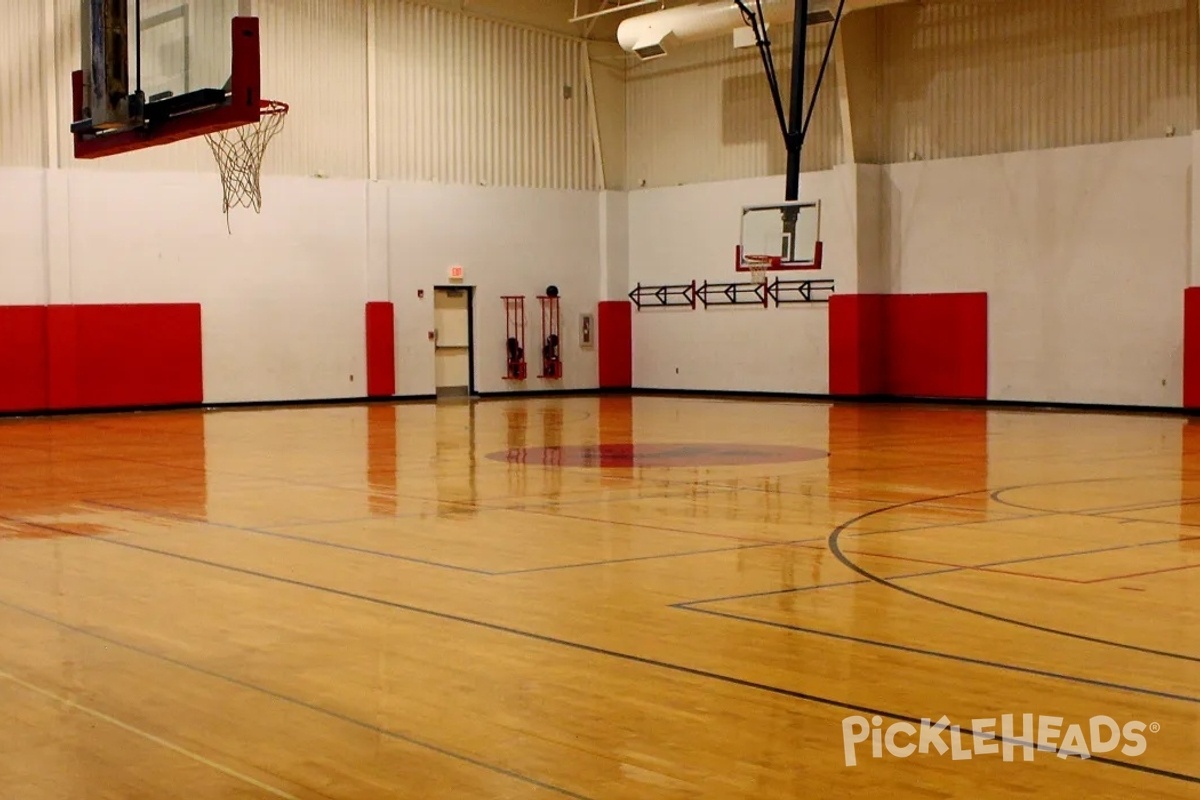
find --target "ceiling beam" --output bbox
[570,0,662,24]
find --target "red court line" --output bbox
[975,567,1087,585]
[798,543,966,571]
[833,539,1200,586]
[1083,562,1200,584]
[798,542,1089,584]
[513,507,784,545]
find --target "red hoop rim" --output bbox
[260,99,289,116]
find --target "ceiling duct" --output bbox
[617,0,834,61]
[616,0,916,60]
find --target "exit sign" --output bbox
[448,265,464,280]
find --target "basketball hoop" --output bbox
[204,99,289,228]
[743,254,777,286]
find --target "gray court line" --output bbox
[0,601,593,800]
[505,505,787,545]
[0,668,305,800]
[495,536,828,576]
[680,532,1200,606]
[834,487,1200,662]
[65,502,812,577]
[678,604,1200,705]
[845,508,1068,539]
[987,486,1200,517]
[84,501,494,576]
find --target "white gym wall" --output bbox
[1,0,604,404]
[2,0,1199,407]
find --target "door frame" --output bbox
[433,284,476,396]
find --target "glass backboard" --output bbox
[738,201,823,271]
[134,0,239,104]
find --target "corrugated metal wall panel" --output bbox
[53,0,82,169]
[879,0,1199,162]
[1,0,49,167]
[375,2,596,190]
[259,0,369,178]
[625,24,842,188]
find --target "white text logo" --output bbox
[841,714,1156,767]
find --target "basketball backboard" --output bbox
[71,0,261,159]
[736,200,823,272]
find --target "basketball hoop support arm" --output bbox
[733,0,846,203]
[783,0,808,203]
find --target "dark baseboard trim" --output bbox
[631,387,1198,418]
[2,387,1193,421]
[0,394,440,421]
[474,387,625,400]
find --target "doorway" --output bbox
[433,286,475,397]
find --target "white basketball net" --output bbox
[744,255,774,287]
[204,100,289,229]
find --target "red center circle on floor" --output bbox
[486,443,828,468]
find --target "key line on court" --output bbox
[85,500,498,575]
[801,542,1089,583]
[12,525,1198,787]
[987,485,1200,517]
[678,524,1198,605]
[678,605,1200,705]
[82,500,804,575]
[844,508,1069,539]
[506,506,794,544]
[49,496,1108,581]
[814,537,1199,585]
[494,536,830,575]
[90,481,753,532]
[829,483,1200,663]
[0,668,304,800]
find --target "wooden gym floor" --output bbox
[0,395,1197,799]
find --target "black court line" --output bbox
[85,501,496,576]
[1102,514,1200,531]
[845,508,1069,539]
[0,599,593,800]
[828,485,1200,663]
[683,531,1200,605]
[5,519,1197,786]
[85,501,819,576]
[987,486,1200,518]
[506,506,790,545]
[678,604,1200,705]
[494,536,828,576]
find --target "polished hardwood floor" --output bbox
[0,395,1197,798]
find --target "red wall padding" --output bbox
[887,293,987,399]
[829,295,886,396]
[829,292,987,400]
[3,304,202,413]
[1184,288,1200,408]
[47,304,203,409]
[365,302,396,398]
[0,306,50,413]
[598,301,632,389]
